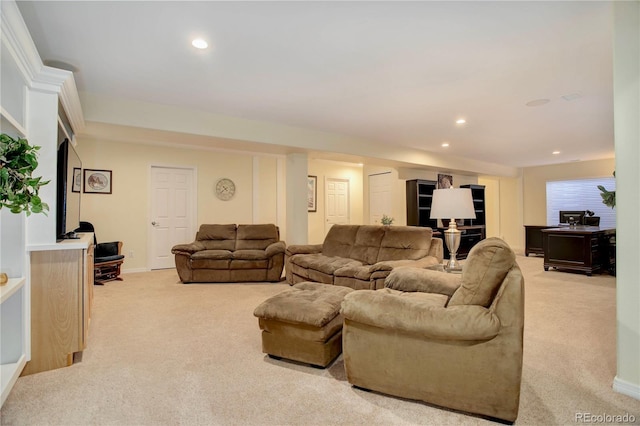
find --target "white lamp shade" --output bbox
[430,188,476,219]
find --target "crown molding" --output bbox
[1,0,85,134]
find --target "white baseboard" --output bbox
[613,376,640,400]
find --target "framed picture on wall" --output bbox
[72,168,82,193]
[438,173,453,189]
[84,169,112,194]
[307,175,317,212]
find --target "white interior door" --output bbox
[150,166,196,269]
[369,172,392,225]
[325,178,350,235]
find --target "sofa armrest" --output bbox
[265,241,286,257]
[385,268,461,297]
[171,241,205,255]
[428,237,444,261]
[286,244,323,256]
[370,256,441,273]
[341,290,500,341]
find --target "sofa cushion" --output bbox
[349,226,385,265]
[334,264,373,281]
[197,224,237,251]
[236,224,279,250]
[230,259,270,269]
[377,226,433,262]
[191,249,233,269]
[292,254,362,275]
[448,237,515,307]
[322,225,360,258]
[233,249,269,260]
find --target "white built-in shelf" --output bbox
[1,355,27,407]
[0,107,27,138]
[0,277,25,304]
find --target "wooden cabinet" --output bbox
[22,234,94,376]
[406,179,438,228]
[542,227,615,276]
[524,225,554,256]
[460,184,486,226]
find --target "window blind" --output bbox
[546,177,616,228]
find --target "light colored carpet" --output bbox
[1,255,639,425]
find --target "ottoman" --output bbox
[253,282,354,368]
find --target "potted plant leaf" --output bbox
[0,133,50,215]
[597,172,616,209]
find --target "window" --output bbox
[546,177,616,228]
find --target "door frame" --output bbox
[147,164,198,270]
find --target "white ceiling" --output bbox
[17,1,615,169]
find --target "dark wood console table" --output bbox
[541,226,615,276]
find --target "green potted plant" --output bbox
[380,214,394,226]
[597,172,616,209]
[0,133,50,215]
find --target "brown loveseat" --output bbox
[340,238,524,422]
[172,224,285,283]
[286,224,443,290]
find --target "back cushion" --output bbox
[377,226,433,262]
[322,225,360,258]
[448,237,516,307]
[197,224,237,251]
[350,226,386,265]
[236,224,279,250]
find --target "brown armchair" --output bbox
[340,238,524,423]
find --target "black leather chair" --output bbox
[75,221,125,284]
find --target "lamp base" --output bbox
[445,258,463,274]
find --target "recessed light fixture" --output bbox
[562,93,582,101]
[192,38,208,49]
[441,142,450,148]
[552,151,561,155]
[526,99,550,107]
[455,119,466,125]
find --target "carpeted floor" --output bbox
[1,255,639,425]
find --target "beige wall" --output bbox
[76,137,281,271]
[479,174,524,254]
[307,160,364,244]
[522,158,615,226]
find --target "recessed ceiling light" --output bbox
[526,99,550,107]
[562,93,582,101]
[441,142,450,148]
[552,151,561,155]
[192,38,208,49]
[455,119,466,125]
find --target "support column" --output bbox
[613,0,640,400]
[286,153,308,245]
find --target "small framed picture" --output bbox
[84,169,112,194]
[307,175,317,212]
[438,173,453,189]
[72,168,82,193]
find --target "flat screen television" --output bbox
[56,138,82,241]
[559,210,585,226]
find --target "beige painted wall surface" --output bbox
[307,160,364,244]
[76,137,280,271]
[522,158,615,226]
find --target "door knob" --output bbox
[151,221,158,226]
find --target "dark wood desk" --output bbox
[524,225,554,256]
[541,226,615,276]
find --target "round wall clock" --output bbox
[215,178,236,201]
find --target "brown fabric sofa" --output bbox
[286,224,443,290]
[340,238,524,422]
[171,224,285,283]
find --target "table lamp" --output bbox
[430,187,476,273]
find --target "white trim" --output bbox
[276,157,286,239]
[613,376,640,400]
[252,156,260,223]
